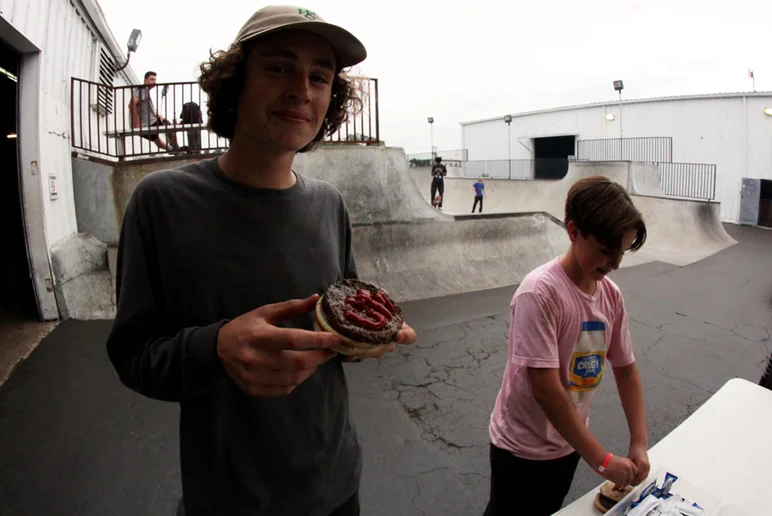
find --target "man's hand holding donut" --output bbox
[217,294,340,397]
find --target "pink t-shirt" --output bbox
[489,257,635,460]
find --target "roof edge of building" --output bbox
[460,91,772,126]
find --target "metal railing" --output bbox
[576,137,673,163]
[326,77,380,145]
[408,149,468,168]
[71,78,227,159]
[462,159,569,180]
[659,162,716,200]
[71,76,380,160]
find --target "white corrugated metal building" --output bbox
[1,0,137,321]
[460,93,772,224]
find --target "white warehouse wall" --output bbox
[2,0,136,246]
[461,93,772,223]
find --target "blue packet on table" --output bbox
[627,472,679,511]
[629,480,658,509]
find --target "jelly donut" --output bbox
[314,279,404,357]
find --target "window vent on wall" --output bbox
[97,47,116,116]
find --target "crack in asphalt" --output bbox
[660,366,714,397]
[629,316,666,332]
[415,324,472,350]
[410,467,451,516]
[373,317,508,452]
[640,332,667,360]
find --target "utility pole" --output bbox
[614,80,624,159]
[504,115,512,179]
[427,117,434,160]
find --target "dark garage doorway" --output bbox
[1,39,37,320]
[533,135,575,180]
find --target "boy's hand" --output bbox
[340,322,416,362]
[628,444,650,485]
[216,294,339,396]
[600,455,638,488]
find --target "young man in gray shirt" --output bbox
[130,71,180,152]
[106,6,416,515]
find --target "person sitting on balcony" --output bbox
[106,6,415,516]
[129,71,180,152]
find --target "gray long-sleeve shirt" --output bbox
[106,157,361,515]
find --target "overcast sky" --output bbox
[98,0,771,155]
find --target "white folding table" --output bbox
[555,378,772,515]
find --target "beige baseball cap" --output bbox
[234,6,367,69]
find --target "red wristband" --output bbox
[597,452,612,473]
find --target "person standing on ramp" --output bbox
[472,176,485,213]
[430,156,447,210]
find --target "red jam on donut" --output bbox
[343,288,397,330]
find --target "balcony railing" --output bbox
[71,76,380,161]
[576,137,673,163]
[462,159,570,180]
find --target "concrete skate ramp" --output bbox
[79,147,569,310]
[630,195,738,266]
[77,147,736,313]
[292,146,451,224]
[352,213,568,302]
[628,162,666,197]
[411,161,736,267]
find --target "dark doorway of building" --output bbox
[533,135,575,180]
[1,39,50,384]
[759,179,772,229]
[1,39,36,317]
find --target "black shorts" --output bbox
[141,120,166,142]
[483,443,581,516]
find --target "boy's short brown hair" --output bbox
[564,175,647,253]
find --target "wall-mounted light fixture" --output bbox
[764,107,772,116]
[605,113,615,121]
[115,29,143,73]
[127,29,142,53]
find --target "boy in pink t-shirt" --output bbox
[483,176,651,516]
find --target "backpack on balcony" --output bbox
[180,102,203,150]
[181,102,203,124]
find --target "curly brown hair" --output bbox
[198,41,362,153]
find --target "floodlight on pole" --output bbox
[504,115,512,179]
[613,80,624,138]
[613,80,624,158]
[428,117,435,159]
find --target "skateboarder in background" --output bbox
[430,156,447,210]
